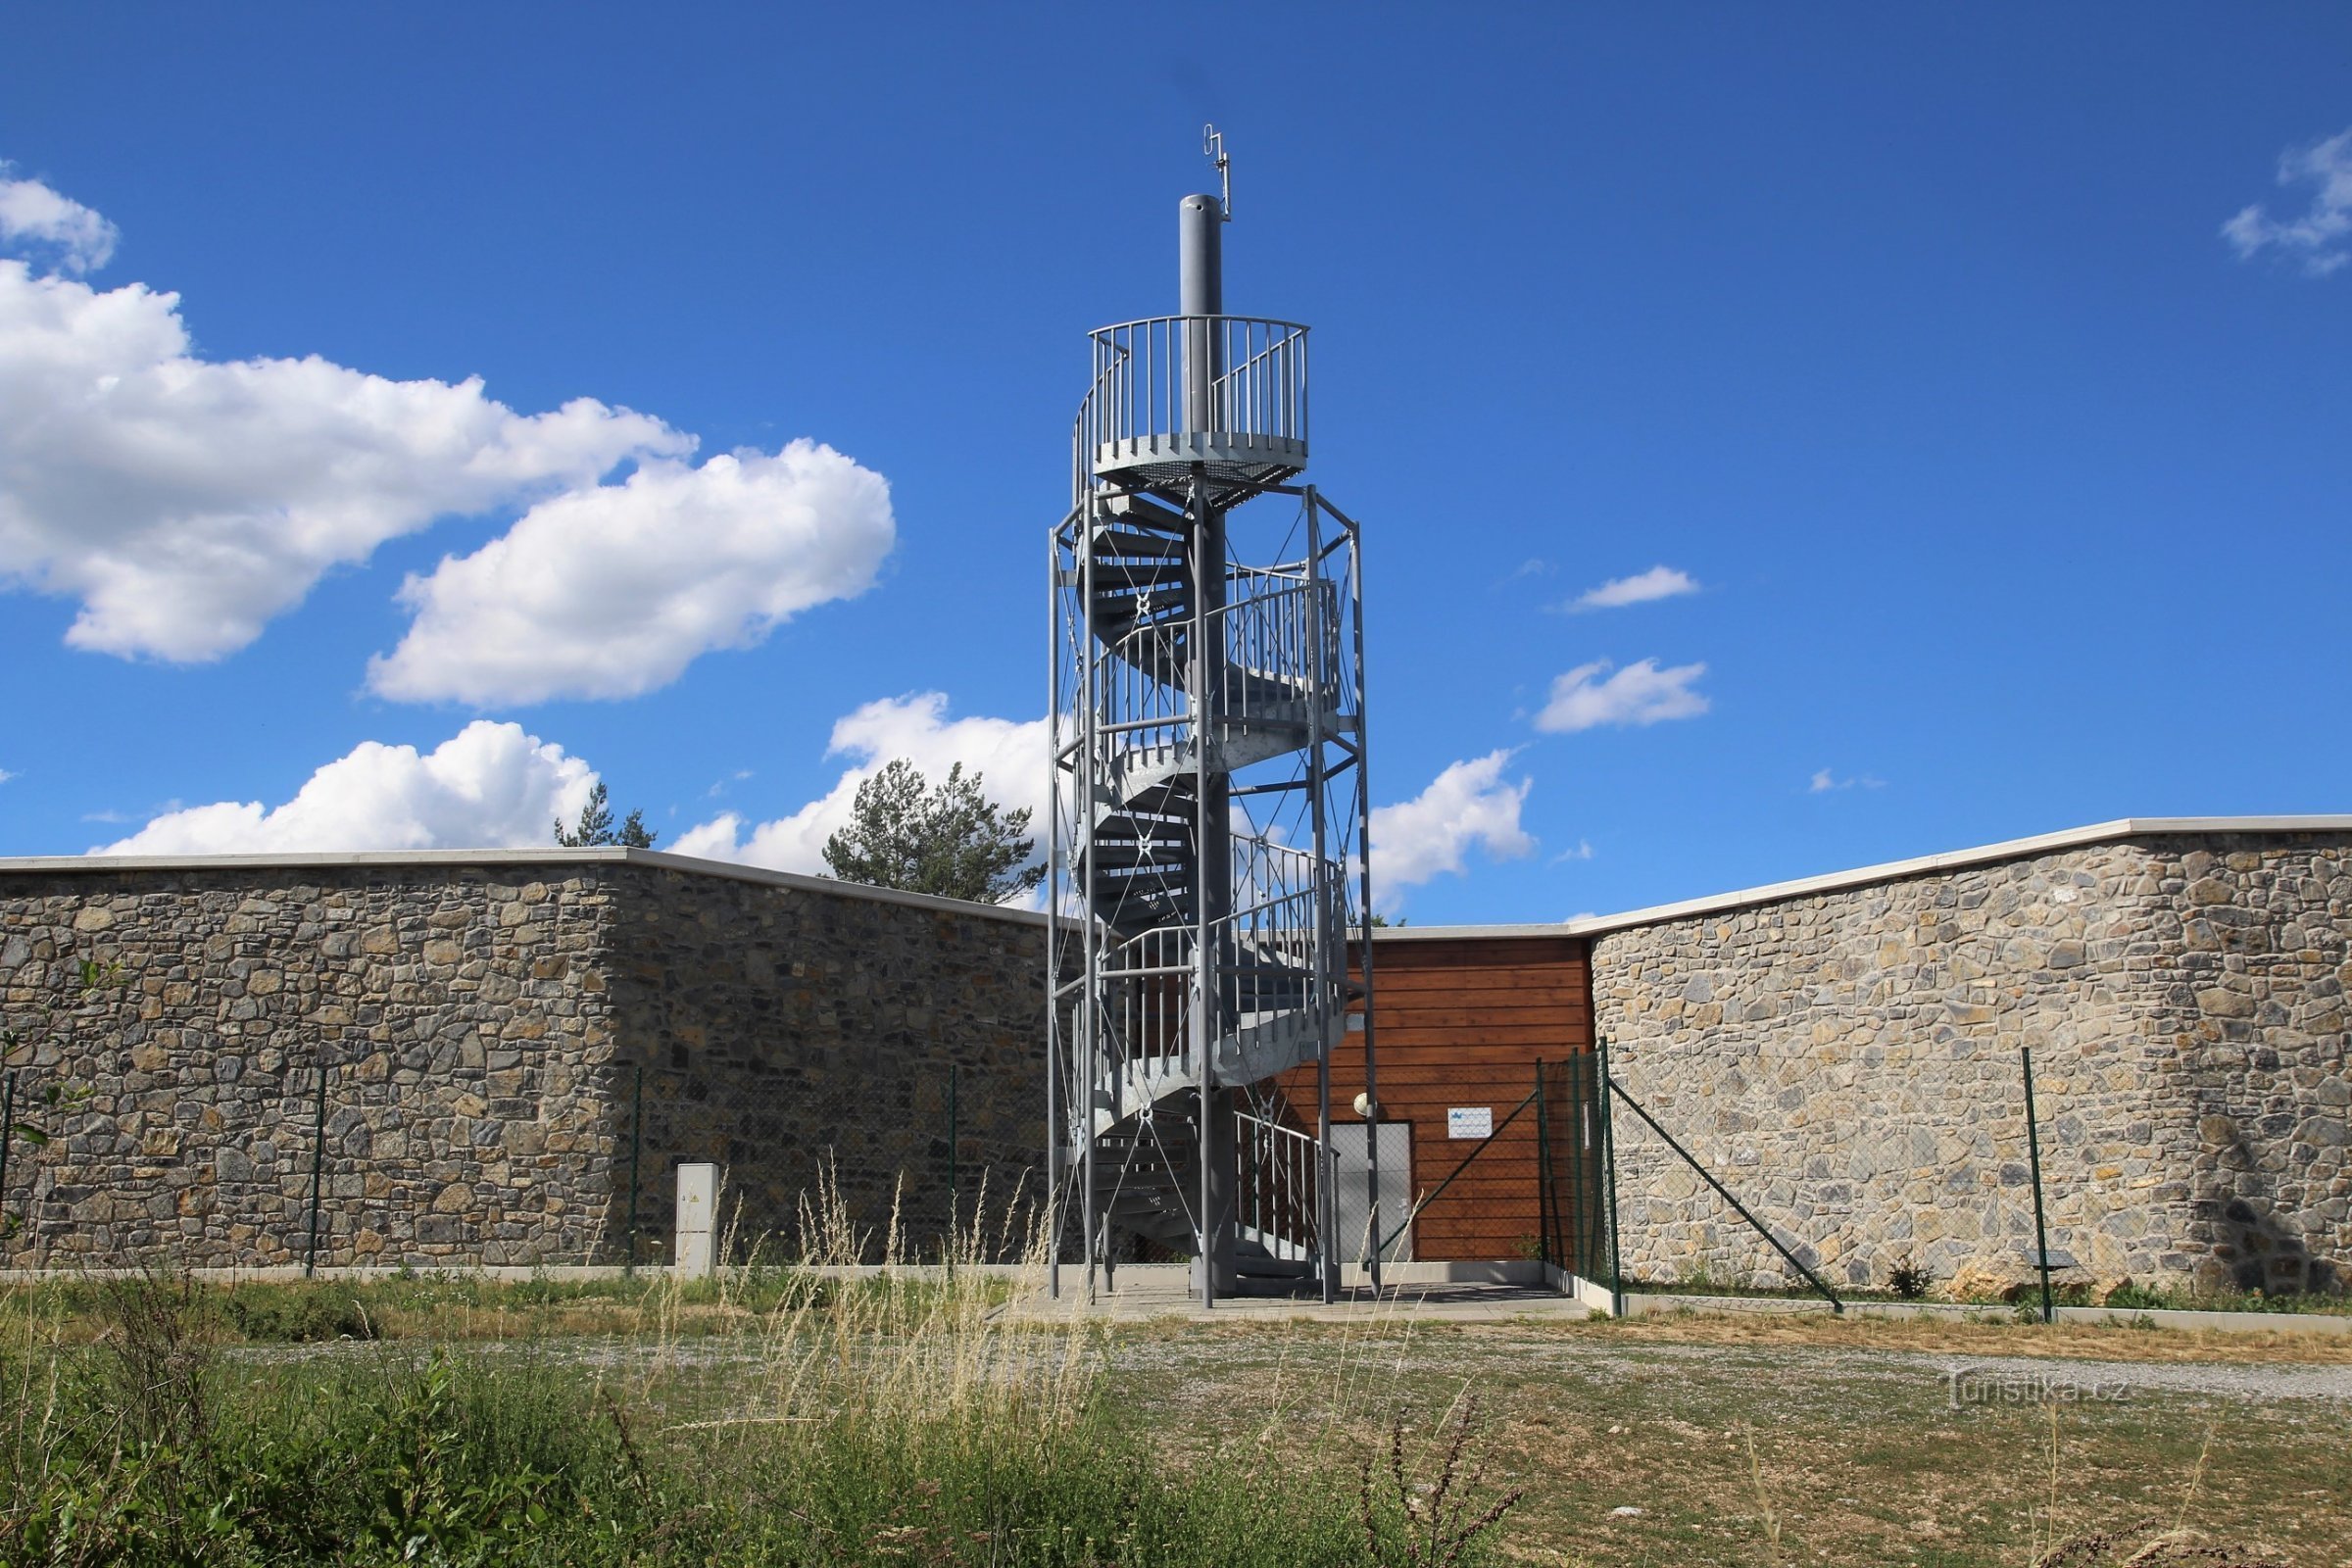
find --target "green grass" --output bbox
[0,1264,1018,1345]
[0,1197,1521,1568]
[9,1270,2344,1566]
[1,1331,1383,1566]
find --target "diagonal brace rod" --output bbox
[1608,1078,1843,1313]
[1372,1086,1539,1263]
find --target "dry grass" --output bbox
[5,1212,2343,1565]
[1095,1311,2351,1567]
[1510,1310,2352,1367]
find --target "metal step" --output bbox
[1089,562,1192,591]
[1100,491,1191,534]
[1089,527,1189,560]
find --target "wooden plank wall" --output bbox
[1278,934,1593,1261]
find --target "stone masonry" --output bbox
[1591,830,2352,1297]
[0,852,1047,1270]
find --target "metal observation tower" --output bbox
[1049,137,1376,1305]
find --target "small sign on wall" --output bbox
[1446,1106,1493,1140]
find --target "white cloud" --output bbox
[1548,838,1593,865]
[1535,658,1709,733]
[1368,750,1536,894]
[0,169,893,682]
[0,166,118,273]
[0,766,16,783]
[367,441,893,705]
[2222,126,2352,277]
[0,256,684,661]
[1808,767,1886,794]
[1563,564,1699,612]
[93,721,598,856]
[674,693,1047,880]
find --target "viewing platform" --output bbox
[1081,314,1309,489]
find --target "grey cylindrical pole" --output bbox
[1181,194,1223,437]
[1181,191,1239,1300]
[1180,193,1222,316]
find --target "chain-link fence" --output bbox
[1532,1036,2344,1313]
[0,1043,1038,1274]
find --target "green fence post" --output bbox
[1533,1060,1554,1275]
[625,1062,643,1275]
[2023,1046,2054,1325]
[0,1070,16,1238]
[1598,1036,1625,1317]
[1575,1052,1596,1281]
[305,1053,329,1278]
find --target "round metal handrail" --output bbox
[1079,314,1309,484]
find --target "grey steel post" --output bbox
[1181,193,1223,433]
[1305,489,1337,1303]
[1183,193,1238,1302]
[1079,495,1102,1304]
[1046,519,1061,1298]
[1348,506,1383,1293]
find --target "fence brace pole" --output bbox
[1606,1068,1842,1313]
[1598,1037,1626,1317]
[2023,1046,2054,1326]
[304,1052,329,1278]
[625,1062,643,1276]
[1370,1084,1539,1263]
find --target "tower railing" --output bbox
[1083,316,1310,478]
[1238,1106,1321,1261]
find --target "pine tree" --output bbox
[555,781,659,849]
[820,760,1041,905]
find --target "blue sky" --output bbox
[1,5,2347,923]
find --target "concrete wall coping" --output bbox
[10,814,2347,944]
[1376,814,2352,946]
[0,846,1051,928]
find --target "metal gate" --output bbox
[1329,1121,1411,1265]
[1537,1054,1615,1287]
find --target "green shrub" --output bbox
[220,1281,379,1343]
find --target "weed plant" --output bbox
[0,1177,1513,1566]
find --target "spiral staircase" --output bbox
[1048,191,1374,1304]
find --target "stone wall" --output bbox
[608,864,1047,1263]
[0,854,1048,1271]
[1590,831,2352,1297]
[0,862,624,1268]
